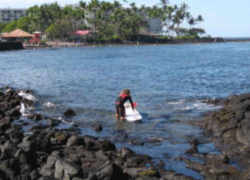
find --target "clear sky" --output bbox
[1,0,249,37]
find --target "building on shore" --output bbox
[1,29,33,42]
[0,9,26,23]
[144,17,162,35]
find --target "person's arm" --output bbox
[128,96,134,109]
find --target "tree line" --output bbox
[0,0,205,42]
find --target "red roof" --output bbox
[74,30,90,36]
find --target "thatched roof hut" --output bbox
[1,29,34,39]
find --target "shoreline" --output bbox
[23,38,250,50]
[1,37,249,51]
[182,94,250,179]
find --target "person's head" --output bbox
[120,89,131,96]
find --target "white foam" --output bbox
[182,101,221,111]
[168,100,185,105]
[20,103,33,117]
[43,102,56,108]
[18,91,37,102]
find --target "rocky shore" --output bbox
[3,86,250,179]
[0,87,195,180]
[178,93,250,180]
[202,93,250,178]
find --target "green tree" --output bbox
[0,23,7,32]
[16,17,31,32]
[2,21,17,32]
[46,18,75,40]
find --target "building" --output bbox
[146,18,162,35]
[0,9,27,23]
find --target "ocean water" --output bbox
[1,42,250,179]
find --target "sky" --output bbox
[0,0,249,37]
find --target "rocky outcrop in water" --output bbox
[201,93,250,178]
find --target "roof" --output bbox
[1,29,34,38]
[74,30,90,36]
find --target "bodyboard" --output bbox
[124,102,142,122]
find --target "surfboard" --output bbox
[124,102,142,122]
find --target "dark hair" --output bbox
[121,89,131,96]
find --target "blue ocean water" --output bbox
[1,42,250,179]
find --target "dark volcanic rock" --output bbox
[91,123,103,132]
[202,93,250,178]
[0,117,12,131]
[64,108,76,117]
[0,88,199,180]
[66,135,81,147]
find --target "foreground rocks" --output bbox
[3,87,250,179]
[201,93,250,178]
[0,87,196,180]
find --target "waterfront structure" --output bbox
[1,29,33,42]
[0,9,26,23]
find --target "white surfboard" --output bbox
[124,102,142,122]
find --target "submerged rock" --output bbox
[91,123,103,132]
[64,108,76,117]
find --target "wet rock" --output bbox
[162,171,194,180]
[145,137,165,144]
[30,170,39,180]
[72,178,84,180]
[182,154,241,180]
[83,136,99,151]
[64,108,76,117]
[91,123,103,132]
[129,139,145,146]
[99,140,116,151]
[53,132,69,145]
[125,154,151,168]
[185,139,199,154]
[18,136,35,152]
[47,118,60,127]
[31,125,49,132]
[6,107,21,118]
[0,167,15,180]
[95,150,109,161]
[29,113,43,121]
[202,93,250,173]
[38,177,57,180]
[40,151,60,177]
[54,159,79,179]
[95,161,129,180]
[8,127,24,144]
[125,168,159,178]
[66,135,80,147]
[120,147,135,159]
[137,169,159,177]
[0,117,11,131]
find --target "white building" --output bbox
[0,9,27,23]
[146,17,162,35]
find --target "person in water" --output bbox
[115,89,134,120]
